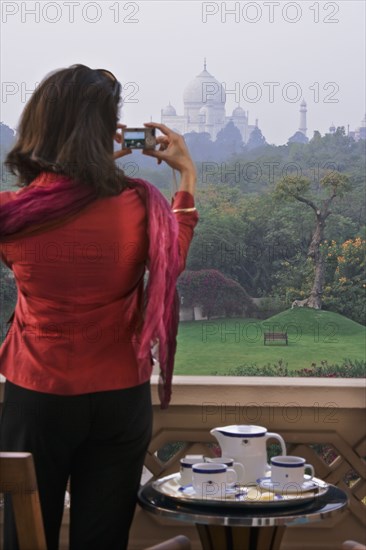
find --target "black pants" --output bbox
[0,380,153,550]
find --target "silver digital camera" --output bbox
[121,127,156,150]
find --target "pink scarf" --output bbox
[0,173,180,408]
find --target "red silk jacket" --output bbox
[0,173,198,394]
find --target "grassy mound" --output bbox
[266,308,365,337]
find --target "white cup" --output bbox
[179,455,204,485]
[204,456,245,482]
[192,462,238,498]
[270,456,315,492]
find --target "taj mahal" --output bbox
[160,61,365,145]
[160,61,258,143]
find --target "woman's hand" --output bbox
[113,123,132,160]
[142,122,196,180]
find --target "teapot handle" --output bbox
[265,432,287,470]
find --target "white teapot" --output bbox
[210,425,286,485]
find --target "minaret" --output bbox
[299,99,307,136]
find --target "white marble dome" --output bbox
[183,68,226,105]
[162,103,177,116]
[232,105,246,117]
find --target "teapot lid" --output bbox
[213,425,268,438]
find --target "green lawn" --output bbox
[174,308,366,375]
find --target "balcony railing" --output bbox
[1,376,365,549]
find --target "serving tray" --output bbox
[151,473,329,509]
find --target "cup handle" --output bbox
[226,468,238,487]
[305,464,315,479]
[233,462,245,481]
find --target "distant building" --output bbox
[161,61,257,143]
[299,99,307,137]
[326,115,365,140]
[348,114,366,141]
[288,100,309,143]
[288,131,309,144]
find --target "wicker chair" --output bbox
[0,452,47,550]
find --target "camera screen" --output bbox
[124,131,145,140]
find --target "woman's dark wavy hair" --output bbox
[6,64,129,196]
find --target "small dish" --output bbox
[257,476,328,494]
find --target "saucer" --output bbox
[257,475,327,494]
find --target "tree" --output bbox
[214,121,244,159]
[275,171,351,309]
[0,264,17,344]
[177,269,255,319]
[183,131,215,161]
[310,130,322,142]
[0,122,15,158]
[287,131,309,144]
[323,237,366,324]
[0,122,16,190]
[246,127,267,151]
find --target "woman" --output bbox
[0,64,198,549]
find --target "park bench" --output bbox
[264,332,288,345]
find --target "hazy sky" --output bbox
[1,0,365,144]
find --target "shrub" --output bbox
[213,358,365,378]
[255,295,289,319]
[178,269,256,318]
[323,238,366,325]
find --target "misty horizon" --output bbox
[0,1,365,145]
